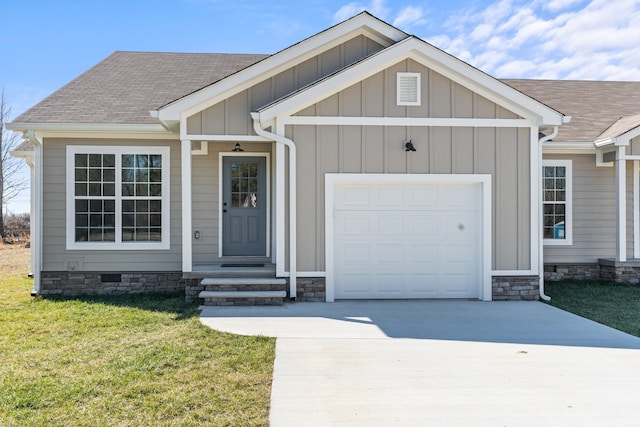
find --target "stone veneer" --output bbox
[40,271,184,296]
[543,263,600,281]
[296,278,326,302]
[491,276,539,300]
[598,259,640,284]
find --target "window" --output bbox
[397,72,421,106]
[543,160,572,245]
[67,146,170,250]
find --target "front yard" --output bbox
[545,280,640,338]
[0,245,275,426]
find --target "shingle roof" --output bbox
[12,52,640,144]
[503,79,640,142]
[12,51,268,125]
[596,112,640,142]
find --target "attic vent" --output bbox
[397,72,421,106]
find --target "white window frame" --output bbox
[543,159,572,246]
[66,145,170,250]
[397,72,421,106]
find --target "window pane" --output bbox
[103,154,115,168]
[89,154,102,167]
[75,168,87,181]
[75,154,88,167]
[122,183,134,196]
[150,155,162,168]
[122,154,134,167]
[75,183,87,197]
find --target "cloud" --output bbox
[420,0,640,80]
[393,6,426,29]
[333,0,390,23]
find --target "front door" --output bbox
[222,156,267,256]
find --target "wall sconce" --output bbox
[232,143,244,152]
[404,140,416,152]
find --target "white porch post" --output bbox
[181,139,193,272]
[634,161,639,259]
[616,147,627,262]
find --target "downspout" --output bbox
[250,113,297,300]
[538,126,559,301]
[26,131,43,296]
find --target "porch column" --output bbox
[616,147,627,262]
[635,161,639,259]
[181,139,193,272]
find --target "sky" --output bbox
[2,0,639,213]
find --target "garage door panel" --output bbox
[334,182,482,300]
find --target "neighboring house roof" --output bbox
[503,79,640,142]
[596,112,640,142]
[12,51,268,125]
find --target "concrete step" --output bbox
[201,277,286,286]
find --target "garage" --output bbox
[327,175,490,300]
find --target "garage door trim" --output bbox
[325,173,492,302]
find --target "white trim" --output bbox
[185,134,271,142]
[218,152,271,258]
[542,141,596,154]
[275,143,286,277]
[396,72,421,106]
[283,116,532,128]
[491,270,536,276]
[156,13,407,121]
[191,141,208,155]
[182,140,193,272]
[542,159,573,246]
[66,145,171,250]
[256,38,565,126]
[6,122,171,135]
[279,271,326,278]
[530,128,540,276]
[634,161,639,259]
[325,173,492,302]
[616,147,627,262]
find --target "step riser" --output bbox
[203,284,286,292]
[202,297,284,306]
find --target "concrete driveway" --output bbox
[200,301,640,426]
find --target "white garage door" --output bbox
[333,182,482,299]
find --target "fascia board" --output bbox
[6,122,176,140]
[542,141,596,153]
[257,37,565,126]
[157,14,407,122]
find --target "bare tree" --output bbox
[0,88,28,238]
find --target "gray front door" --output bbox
[222,156,267,256]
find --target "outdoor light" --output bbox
[232,143,244,152]
[405,140,416,152]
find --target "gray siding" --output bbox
[288,60,531,272]
[543,154,635,264]
[186,35,385,135]
[190,142,273,264]
[42,138,183,272]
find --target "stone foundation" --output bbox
[598,259,640,284]
[544,263,600,281]
[40,271,184,296]
[184,278,204,303]
[296,278,326,302]
[544,260,640,284]
[492,276,539,301]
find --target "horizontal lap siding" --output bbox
[543,154,631,263]
[190,143,273,264]
[290,60,531,272]
[42,138,182,272]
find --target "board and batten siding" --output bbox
[543,153,636,263]
[186,35,385,135]
[288,60,532,272]
[42,138,183,272]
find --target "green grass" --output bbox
[0,265,275,426]
[545,280,640,338]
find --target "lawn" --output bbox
[544,280,640,338]
[0,245,275,426]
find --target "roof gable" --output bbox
[155,12,408,124]
[255,36,566,127]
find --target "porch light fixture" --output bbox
[405,140,416,152]
[232,143,244,152]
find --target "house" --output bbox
[9,12,640,304]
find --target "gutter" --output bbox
[537,127,559,301]
[250,113,297,300]
[24,131,43,296]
